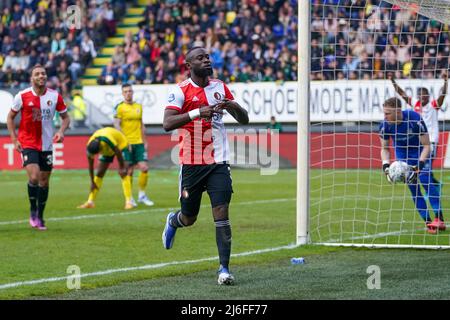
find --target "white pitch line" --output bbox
[326,223,450,243]
[348,229,409,240]
[0,243,299,290]
[0,198,295,226]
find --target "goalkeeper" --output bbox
[379,97,445,234]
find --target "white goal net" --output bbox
[307,0,450,248]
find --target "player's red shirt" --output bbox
[166,78,234,165]
[11,87,67,152]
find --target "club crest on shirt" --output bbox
[47,100,52,106]
[214,92,224,101]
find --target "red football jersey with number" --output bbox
[11,87,67,151]
[165,78,234,165]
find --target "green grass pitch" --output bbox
[0,169,449,299]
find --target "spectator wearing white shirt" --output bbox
[80,34,97,66]
[2,50,21,72]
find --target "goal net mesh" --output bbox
[309,0,450,247]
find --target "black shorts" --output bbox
[179,163,233,217]
[22,149,53,171]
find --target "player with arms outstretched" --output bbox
[380,97,445,234]
[113,84,154,207]
[162,46,249,285]
[77,127,133,209]
[6,64,71,230]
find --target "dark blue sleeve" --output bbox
[409,110,428,135]
[379,121,389,140]
[418,117,428,135]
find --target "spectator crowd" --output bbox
[3,0,447,92]
[98,0,298,85]
[0,0,127,95]
[312,0,450,81]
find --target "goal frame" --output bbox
[297,1,450,249]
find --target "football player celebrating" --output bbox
[6,64,71,230]
[161,47,249,285]
[380,97,445,234]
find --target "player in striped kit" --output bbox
[6,65,71,230]
[161,47,249,285]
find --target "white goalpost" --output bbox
[297,0,311,245]
[298,0,450,249]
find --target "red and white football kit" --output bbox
[165,78,234,216]
[412,99,440,157]
[12,87,67,152]
[166,78,233,165]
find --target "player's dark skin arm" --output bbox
[390,77,412,106]
[163,106,223,132]
[6,110,22,152]
[215,99,249,125]
[114,147,127,178]
[437,73,448,108]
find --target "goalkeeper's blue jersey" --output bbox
[379,110,428,165]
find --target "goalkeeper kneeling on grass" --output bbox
[379,97,446,234]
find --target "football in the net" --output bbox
[388,161,410,183]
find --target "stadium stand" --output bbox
[311,0,450,81]
[0,0,128,94]
[0,0,298,89]
[95,0,299,85]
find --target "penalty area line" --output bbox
[0,244,299,290]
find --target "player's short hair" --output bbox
[121,83,132,90]
[383,97,402,109]
[87,138,101,154]
[30,64,46,76]
[185,46,205,62]
[417,87,429,96]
